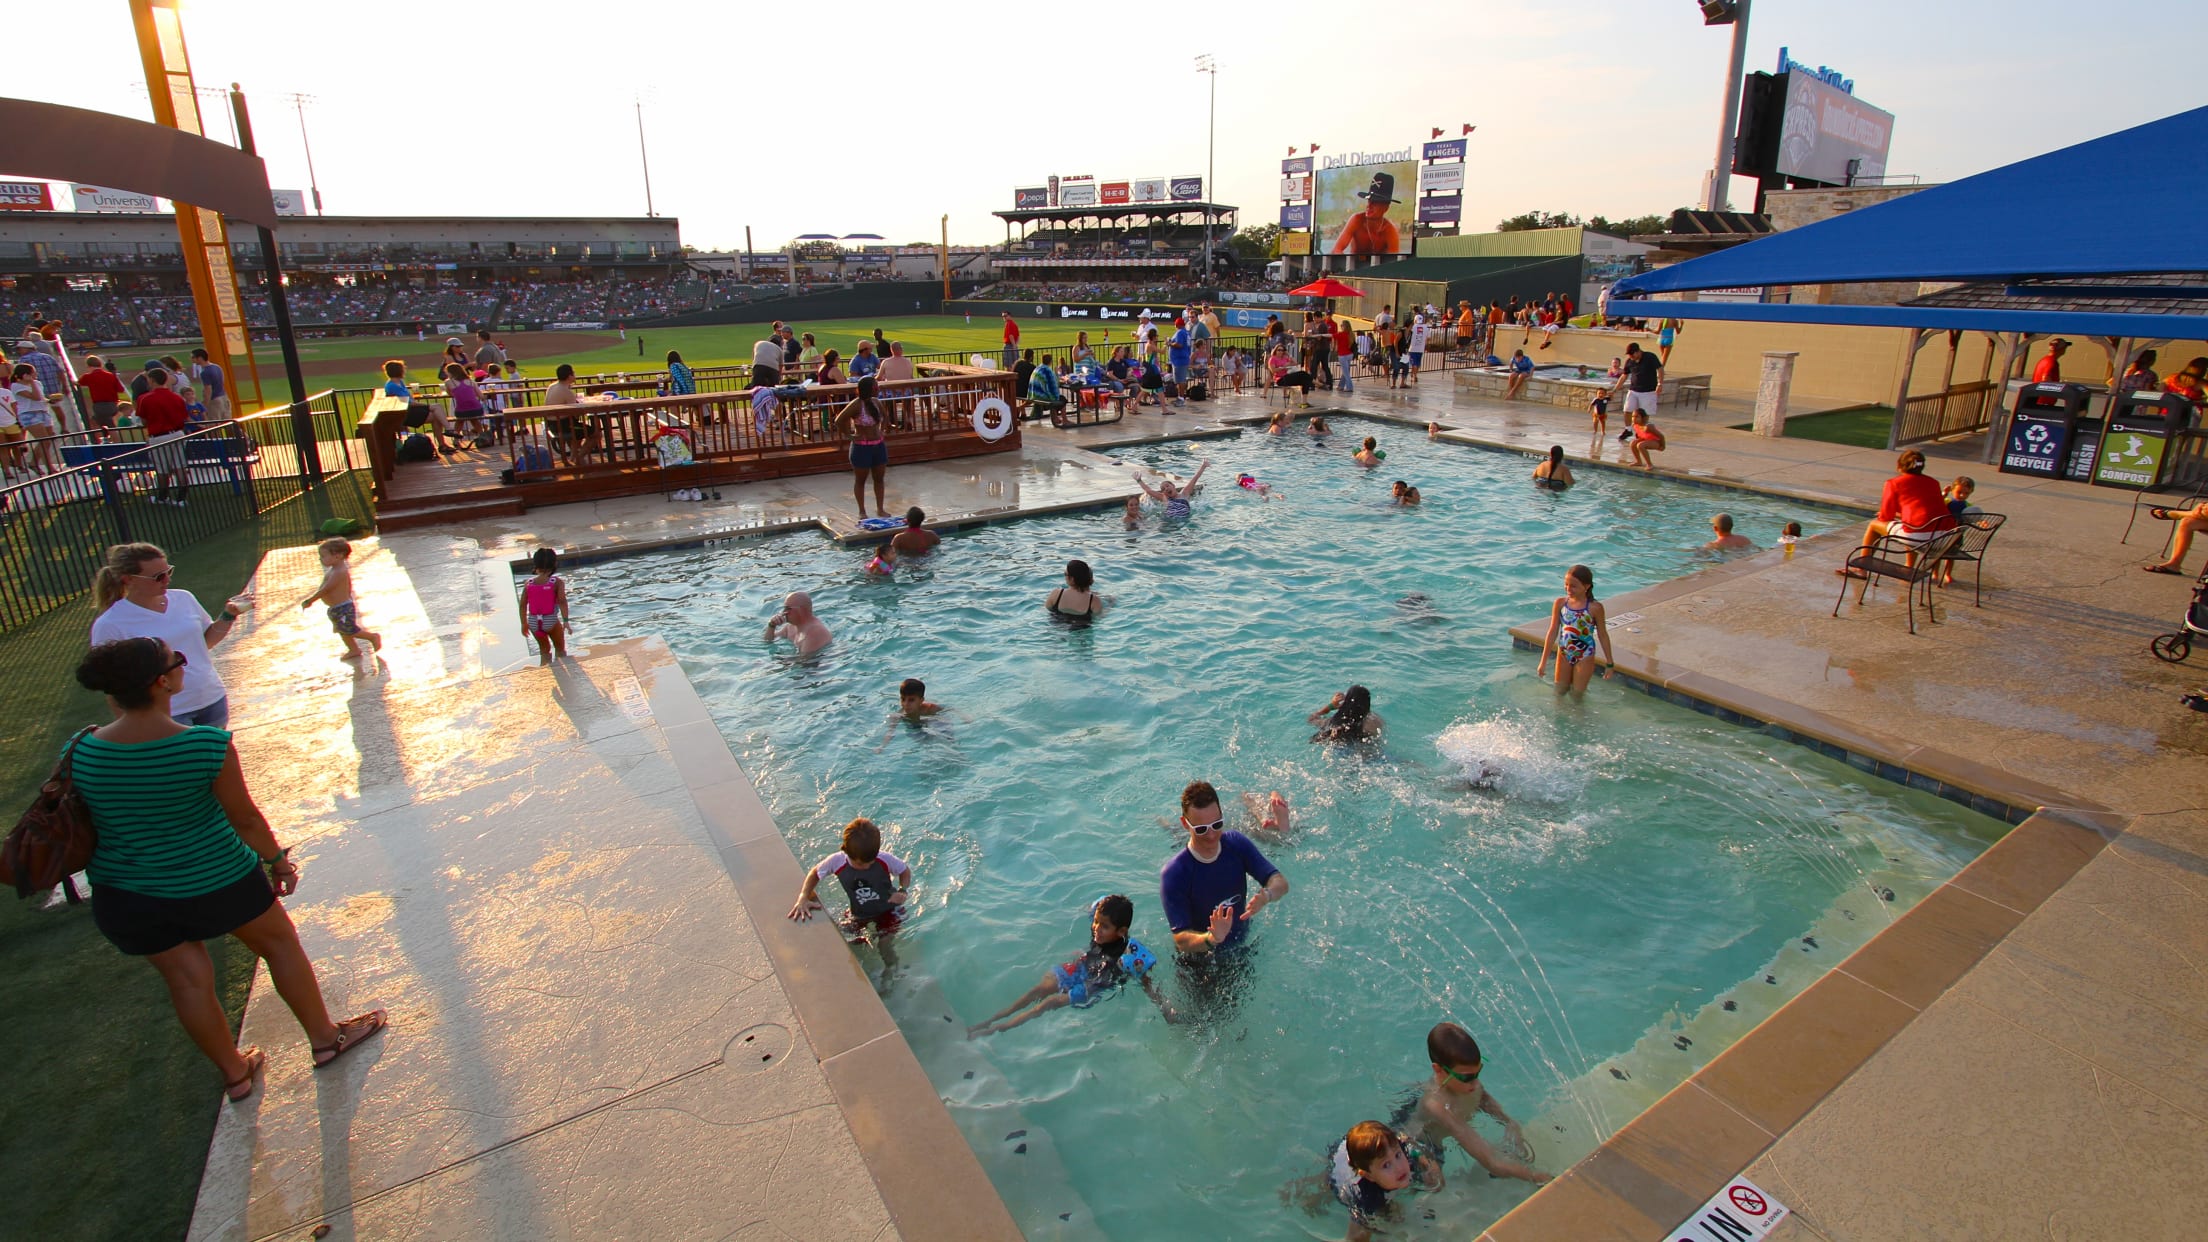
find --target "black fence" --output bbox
[0,394,355,636]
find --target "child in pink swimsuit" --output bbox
[521,547,570,664]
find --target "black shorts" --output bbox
[91,865,274,956]
[753,365,780,387]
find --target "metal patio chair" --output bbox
[1933,512,2006,607]
[1833,527,1966,635]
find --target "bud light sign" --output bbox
[1170,177,1203,201]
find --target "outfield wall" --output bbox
[640,281,983,329]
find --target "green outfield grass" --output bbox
[230,316,1190,398]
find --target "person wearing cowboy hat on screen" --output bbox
[1332,172,1401,257]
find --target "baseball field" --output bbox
[208,315,1188,403]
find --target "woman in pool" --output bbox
[1308,415,1332,436]
[830,375,893,520]
[1536,564,1615,698]
[1133,460,1211,521]
[1045,558,1106,619]
[1533,445,1573,490]
[1309,685,1383,743]
[1267,411,1292,436]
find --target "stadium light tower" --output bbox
[283,92,324,214]
[1195,54,1217,283]
[1699,0,1751,211]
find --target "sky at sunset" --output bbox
[8,0,2198,249]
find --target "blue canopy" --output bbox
[1615,106,2208,297]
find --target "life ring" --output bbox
[972,397,1013,442]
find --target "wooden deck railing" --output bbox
[1896,380,2001,446]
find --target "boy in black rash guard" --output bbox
[966,894,1179,1037]
[789,818,911,966]
[1327,1121,1440,1242]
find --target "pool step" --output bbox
[884,973,1105,1242]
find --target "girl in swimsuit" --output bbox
[832,375,892,520]
[1533,445,1573,490]
[1133,460,1210,521]
[1046,559,1106,619]
[1536,564,1615,698]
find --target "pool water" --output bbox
[567,418,2002,1240]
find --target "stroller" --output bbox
[2150,568,2208,662]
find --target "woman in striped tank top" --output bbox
[71,638,386,1102]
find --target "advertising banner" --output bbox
[1416,195,1462,224]
[1281,156,1313,176]
[1280,203,1313,230]
[1059,178,1098,208]
[71,184,161,213]
[1132,177,1167,203]
[1279,175,1310,200]
[1777,73,1894,184]
[271,189,307,216]
[1100,181,1130,205]
[1314,160,1417,256]
[1170,176,1203,202]
[1015,186,1049,209]
[1278,232,1313,256]
[1419,162,1464,193]
[0,181,53,210]
[1421,138,1467,162]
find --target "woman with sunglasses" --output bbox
[71,638,386,1103]
[90,542,249,729]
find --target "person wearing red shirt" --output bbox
[1331,318,1357,394]
[2031,338,2069,383]
[1000,313,1021,369]
[1841,449,1957,578]
[78,357,128,440]
[135,367,194,506]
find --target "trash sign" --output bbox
[1671,1177,1789,1242]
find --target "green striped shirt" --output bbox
[73,728,259,898]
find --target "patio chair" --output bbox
[1934,512,2006,607]
[1832,528,1966,635]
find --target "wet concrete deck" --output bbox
[196,376,2206,1240]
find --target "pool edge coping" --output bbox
[621,637,1027,1242]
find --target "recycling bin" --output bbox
[1999,382,2087,478]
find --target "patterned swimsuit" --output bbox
[1557,598,1597,665]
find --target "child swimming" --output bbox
[1536,564,1615,697]
[966,894,1178,1036]
[1390,480,1421,506]
[864,540,896,576]
[1326,1121,1440,1242]
[1352,436,1385,468]
[1239,790,1292,833]
[1393,1022,1551,1185]
[790,817,912,955]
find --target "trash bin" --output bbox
[1999,382,2088,478]
[2091,390,2192,490]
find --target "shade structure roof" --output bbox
[1614,106,2208,298]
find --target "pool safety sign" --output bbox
[1671,1177,1789,1241]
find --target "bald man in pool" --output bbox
[765,591,832,656]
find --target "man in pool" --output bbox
[1396,1022,1552,1185]
[891,506,940,556]
[1702,513,1754,551]
[1160,780,1289,960]
[764,591,832,656]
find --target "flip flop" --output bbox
[2149,508,2175,520]
[223,1046,266,1102]
[1834,568,1870,580]
[2142,564,2185,575]
[312,1008,389,1070]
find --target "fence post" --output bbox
[96,463,132,544]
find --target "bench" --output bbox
[355,394,413,500]
[61,436,258,494]
[1674,379,1712,411]
[1832,528,1966,634]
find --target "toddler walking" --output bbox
[521,547,570,663]
[299,538,383,660]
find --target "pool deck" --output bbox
[193,377,2205,1239]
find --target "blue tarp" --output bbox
[1615,106,2208,297]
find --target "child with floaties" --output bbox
[967,894,1178,1037]
[790,817,912,964]
[1327,1121,1441,1242]
[520,547,570,663]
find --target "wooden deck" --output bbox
[364,368,1022,531]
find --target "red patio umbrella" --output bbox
[1287,277,1366,299]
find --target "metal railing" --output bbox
[1896,381,2001,445]
[0,393,355,635]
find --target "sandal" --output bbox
[1834,567,1870,580]
[2149,507,2174,520]
[223,1046,267,1102]
[312,1008,389,1070]
[2143,564,2185,575]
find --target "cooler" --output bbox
[2091,390,2191,490]
[1999,382,2088,478]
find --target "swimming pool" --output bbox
[566,418,2002,1239]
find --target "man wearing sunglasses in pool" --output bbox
[1159,780,1290,968]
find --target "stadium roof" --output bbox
[994,202,1236,224]
[1615,106,2208,298]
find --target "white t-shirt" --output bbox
[1409,321,1430,354]
[90,589,227,714]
